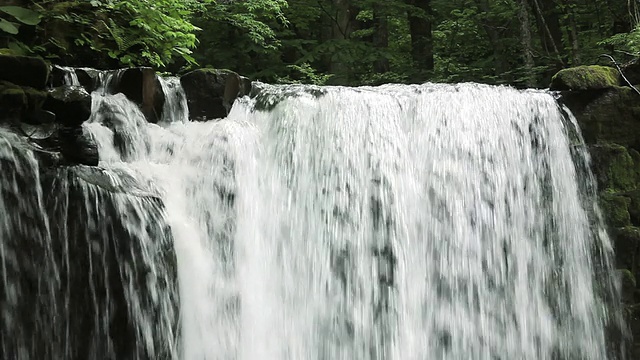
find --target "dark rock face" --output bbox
[43,86,92,127]
[180,68,251,121]
[0,133,179,359]
[0,54,50,89]
[0,80,48,123]
[113,67,165,123]
[561,87,640,148]
[557,65,640,359]
[58,126,99,166]
[42,166,179,360]
[622,60,640,85]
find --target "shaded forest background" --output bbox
[1,0,639,87]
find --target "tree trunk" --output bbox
[329,0,356,83]
[517,0,535,87]
[405,0,434,77]
[373,4,390,73]
[562,0,580,65]
[474,0,511,80]
[529,0,565,66]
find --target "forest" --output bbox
[0,0,639,88]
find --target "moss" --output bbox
[601,192,632,227]
[22,87,48,113]
[0,80,27,110]
[590,143,638,192]
[550,65,620,90]
[612,227,640,272]
[619,268,638,303]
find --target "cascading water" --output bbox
[0,77,624,359]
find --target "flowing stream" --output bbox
[0,76,624,359]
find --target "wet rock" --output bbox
[180,68,251,121]
[50,65,100,92]
[113,67,165,123]
[43,85,92,127]
[619,269,637,303]
[0,54,50,89]
[25,109,56,125]
[550,65,621,91]
[612,227,640,278]
[58,126,98,166]
[39,166,179,359]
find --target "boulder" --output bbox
[58,126,98,166]
[43,85,92,127]
[0,54,50,89]
[180,68,251,121]
[112,67,165,123]
[550,65,621,91]
[560,87,640,149]
[0,80,27,121]
[0,80,49,124]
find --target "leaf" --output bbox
[0,18,19,34]
[0,6,41,26]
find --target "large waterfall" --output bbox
[0,77,624,359]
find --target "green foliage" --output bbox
[0,6,41,35]
[26,0,201,68]
[599,25,640,56]
[191,0,288,79]
[3,0,637,87]
[0,5,41,55]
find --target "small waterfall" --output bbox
[158,76,189,123]
[0,79,624,359]
[55,65,81,86]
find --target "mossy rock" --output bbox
[0,80,51,125]
[560,86,640,147]
[0,80,27,120]
[550,65,620,91]
[590,144,639,192]
[0,54,50,89]
[612,227,640,275]
[619,269,637,303]
[601,193,632,227]
[627,189,640,226]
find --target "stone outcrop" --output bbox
[43,85,92,127]
[556,64,640,359]
[0,54,50,89]
[180,68,251,121]
[0,55,99,167]
[113,67,165,123]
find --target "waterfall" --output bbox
[0,79,623,359]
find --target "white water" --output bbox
[76,80,620,360]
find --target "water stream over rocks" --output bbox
[0,77,625,359]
